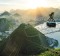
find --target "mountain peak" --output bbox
[0,11,10,16]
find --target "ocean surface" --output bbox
[35,22,60,48]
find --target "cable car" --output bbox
[47,12,56,27]
[46,20,56,27]
[47,21,56,27]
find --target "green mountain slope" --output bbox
[0,23,58,56]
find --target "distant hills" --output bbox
[0,11,10,16]
[0,7,60,26]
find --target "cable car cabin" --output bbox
[47,21,56,27]
[47,12,56,27]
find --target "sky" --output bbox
[0,0,60,11]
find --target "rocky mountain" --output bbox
[0,23,58,56]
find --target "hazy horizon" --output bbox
[0,0,60,12]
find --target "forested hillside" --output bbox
[0,23,58,56]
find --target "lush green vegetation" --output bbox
[37,48,60,56]
[0,23,58,56]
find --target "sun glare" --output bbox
[24,0,48,9]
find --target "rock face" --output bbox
[0,23,58,56]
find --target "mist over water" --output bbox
[35,22,60,48]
